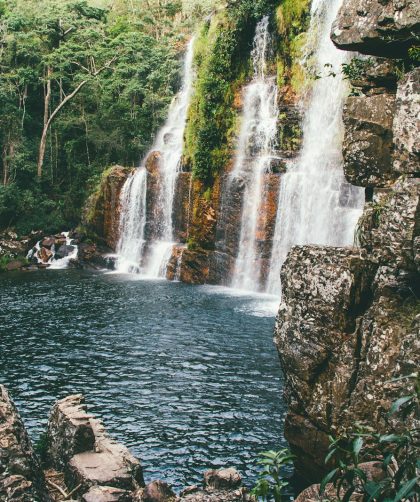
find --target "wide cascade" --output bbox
[117,39,195,275]
[266,0,365,294]
[230,16,280,292]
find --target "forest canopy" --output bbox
[0,0,212,233]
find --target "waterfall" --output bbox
[117,169,148,273]
[117,38,195,275]
[231,16,280,292]
[266,0,364,294]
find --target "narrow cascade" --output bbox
[117,38,195,275]
[117,169,148,272]
[231,16,280,292]
[266,0,365,294]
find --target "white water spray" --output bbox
[231,16,279,292]
[266,0,364,294]
[117,38,195,275]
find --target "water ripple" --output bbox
[0,270,286,491]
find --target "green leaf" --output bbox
[320,469,337,494]
[365,480,384,501]
[388,395,413,416]
[325,447,337,464]
[380,434,402,443]
[393,478,418,502]
[353,437,363,458]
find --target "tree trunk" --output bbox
[37,59,115,177]
[2,144,8,186]
[38,67,52,177]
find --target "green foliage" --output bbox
[187,236,199,251]
[321,374,420,502]
[342,57,371,81]
[185,0,277,184]
[275,0,310,93]
[34,432,49,466]
[0,0,203,232]
[408,46,420,64]
[251,449,295,501]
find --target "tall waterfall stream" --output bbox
[115,0,363,295]
[266,0,365,293]
[230,16,280,292]
[117,38,195,276]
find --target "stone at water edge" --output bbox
[47,394,95,470]
[134,480,177,502]
[4,260,26,271]
[179,468,251,502]
[82,485,133,502]
[46,394,144,493]
[203,468,242,491]
[41,237,56,249]
[0,385,49,501]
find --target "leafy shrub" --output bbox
[251,449,295,501]
[321,374,420,501]
[341,58,371,81]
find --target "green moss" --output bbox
[187,236,199,251]
[274,0,310,94]
[276,0,309,36]
[276,58,286,89]
[184,1,277,185]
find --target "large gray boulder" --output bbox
[0,385,48,501]
[331,0,420,57]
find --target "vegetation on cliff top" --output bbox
[184,0,278,185]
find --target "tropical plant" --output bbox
[320,373,420,501]
[251,448,295,501]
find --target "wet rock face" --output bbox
[331,0,420,57]
[275,246,376,478]
[392,68,420,175]
[84,165,133,250]
[343,93,396,187]
[0,386,48,501]
[46,394,144,494]
[172,173,192,243]
[362,177,419,271]
[276,244,419,480]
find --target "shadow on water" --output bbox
[0,269,287,491]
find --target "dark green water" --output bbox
[0,269,286,490]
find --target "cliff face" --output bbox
[83,166,133,250]
[276,0,419,482]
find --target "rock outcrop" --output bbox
[47,395,144,496]
[331,0,420,57]
[0,386,48,501]
[276,0,420,482]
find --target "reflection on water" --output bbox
[0,270,285,490]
